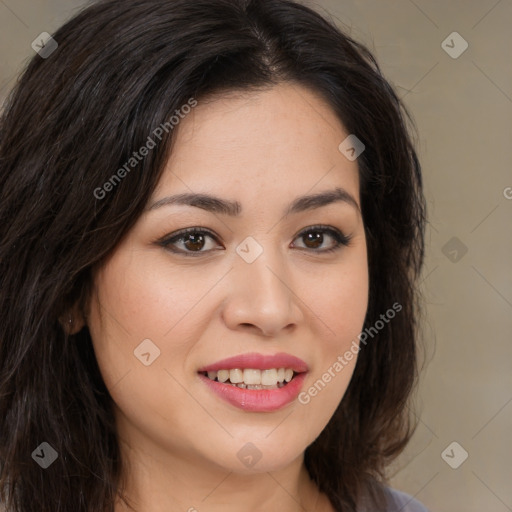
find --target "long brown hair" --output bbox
[0,0,426,510]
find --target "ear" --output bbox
[59,303,86,335]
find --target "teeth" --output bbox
[229,369,243,383]
[243,369,261,385]
[217,369,229,383]
[203,367,296,387]
[261,369,278,385]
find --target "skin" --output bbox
[79,82,369,512]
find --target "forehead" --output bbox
[153,82,360,205]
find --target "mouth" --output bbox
[198,367,299,390]
[197,352,308,412]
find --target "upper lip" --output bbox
[198,352,308,373]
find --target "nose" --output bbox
[221,249,303,337]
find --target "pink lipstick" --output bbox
[197,352,308,412]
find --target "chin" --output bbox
[205,433,310,474]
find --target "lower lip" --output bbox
[198,372,307,412]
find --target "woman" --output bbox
[0,0,428,510]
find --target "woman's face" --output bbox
[87,82,368,475]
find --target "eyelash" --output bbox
[157,224,352,257]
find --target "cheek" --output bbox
[86,252,203,447]
[295,247,368,424]
[305,247,369,346]
[87,245,231,407]
[89,248,210,344]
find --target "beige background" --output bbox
[1,1,511,511]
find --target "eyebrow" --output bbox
[147,187,360,217]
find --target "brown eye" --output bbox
[159,228,222,255]
[302,230,324,249]
[182,233,207,252]
[158,225,351,257]
[292,226,351,253]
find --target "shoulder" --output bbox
[382,486,430,512]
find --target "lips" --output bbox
[197,352,308,412]
[197,352,308,373]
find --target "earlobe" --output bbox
[60,282,92,334]
[69,313,86,334]
[60,308,86,335]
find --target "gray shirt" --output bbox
[385,487,430,512]
[0,487,430,511]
